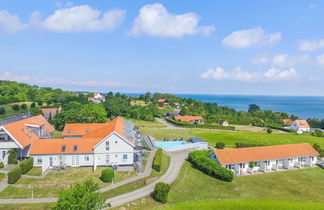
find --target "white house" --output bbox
[88,93,106,103]
[0,115,55,165]
[30,117,135,172]
[209,143,319,176]
[290,120,310,132]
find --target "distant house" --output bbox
[173,102,180,109]
[157,99,169,106]
[290,120,310,132]
[219,120,229,126]
[40,107,62,120]
[174,116,204,124]
[88,93,106,104]
[209,143,319,176]
[282,119,293,125]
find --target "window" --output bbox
[61,145,66,152]
[266,161,270,166]
[67,129,71,134]
[84,156,89,161]
[115,141,118,144]
[311,156,314,161]
[73,145,78,152]
[37,157,42,163]
[106,141,109,151]
[123,154,127,160]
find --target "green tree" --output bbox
[80,104,107,123]
[12,104,20,111]
[215,142,225,149]
[53,179,109,210]
[248,104,260,112]
[37,100,43,106]
[267,128,273,134]
[30,102,36,108]
[154,182,171,203]
[21,104,27,110]
[0,107,5,115]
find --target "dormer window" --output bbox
[67,129,71,134]
[73,145,78,152]
[61,145,66,152]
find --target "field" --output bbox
[130,100,150,106]
[0,102,32,121]
[140,127,324,147]
[117,162,324,209]
[131,119,167,128]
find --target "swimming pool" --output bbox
[155,141,186,148]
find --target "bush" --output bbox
[37,100,43,106]
[8,167,21,184]
[21,104,27,110]
[235,142,265,148]
[19,158,33,174]
[100,168,114,183]
[154,182,170,203]
[188,151,234,182]
[12,104,19,111]
[8,149,18,164]
[249,161,256,168]
[0,162,4,168]
[153,148,163,172]
[30,102,36,108]
[266,128,273,134]
[215,142,225,149]
[0,107,5,115]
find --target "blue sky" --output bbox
[0,0,324,95]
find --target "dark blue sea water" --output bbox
[124,93,324,119]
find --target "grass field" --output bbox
[0,167,136,199]
[140,127,324,147]
[0,202,54,210]
[26,167,42,176]
[101,151,170,199]
[0,173,5,182]
[130,100,150,106]
[131,119,167,128]
[0,102,33,121]
[117,162,324,209]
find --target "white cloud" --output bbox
[251,54,269,64]
[297,39,324,51]
[271,54,309,67]
[316,54,324,70]
[222,27,281,49]
[264,67,297,80]
[308,4,317,9]
[39,5,125,32]
[0,72,125,87]
[130,3,214,38]
[0,10,26,34]
[201,67,257,81]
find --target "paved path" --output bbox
[106,150,188,207]
[0,198,58,204]
[99,148,157,192]
[0,177,8,192]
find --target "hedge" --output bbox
[188,151,234,182]
[100,168,114,183]
[153,148,163,172]
[154,182,171,203]
[19,158,33,174]
[8,166,21,184]
[0,162,4,168]
[235,142,266,148]
[8,149,18,164]
[215,142,225,149]
[166,118,235,131]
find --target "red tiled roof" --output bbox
[2,115,55,148]
[214,143,319,164]
[174,115,203,122]
[282,119,293,125]
[294,120,310,128]
[62,123,106,136]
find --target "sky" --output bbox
[0,0,324,96]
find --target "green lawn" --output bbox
[26,167,42,176]
[140,127,324,147]
[118,162,324,210]
[101,151,170,200]
[0,167,136,199]
[0,173,5,182]
[131,119,167,128]
[0,102,32,121]
[0,202,54,210]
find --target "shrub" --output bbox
[249,161,256,168]
[30,102,36,108]
[8,149,18,164]
[19,158,33,174]
[188,151,234,182]
[8,167,21,184]
[12,104,20,111]
[100,168,114,183]
[37,100,43,106]
[154,182,170,203]
[153,148,163,172]
[215,142,225,149]
[0,107,5,115]
[0,162,4,168]
[266,128,273,134]
[235,142,265,148]
[21,104,27,110]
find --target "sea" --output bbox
[124,93,324,119]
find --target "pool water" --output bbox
[155,141,186,148]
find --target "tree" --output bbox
[266,128,273,134]
[53,179,109,210]
[30,102,36,108]
[248,104,260,113]
[215,142,225,149]
[37,100,43,106]
[12,104,20,111]
[154,182,171,203]
[0,107,5,115]
[47,100,52,106]
[21,104,27,110]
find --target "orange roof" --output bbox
[214,143,319,164]
[63,123,106,136]
[31,117,134,155]
[157,99,167,103]
[174,115,204,122]
[282,119,293,125]
[294,120,310,128]
[2,115,55,148]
